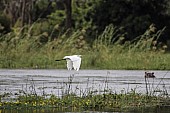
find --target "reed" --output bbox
[0,24,169,70]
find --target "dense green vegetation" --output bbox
[1,93,169,112]
[0,0,170,69]
[0,23,169,70]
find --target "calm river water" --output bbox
[0,69,170,113]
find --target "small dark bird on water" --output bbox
[145,72,155,78]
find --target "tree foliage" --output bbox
[91,0,170,41]
[0,0,170,43]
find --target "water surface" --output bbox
[0,69,169,97]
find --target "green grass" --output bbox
[0,46,170,70]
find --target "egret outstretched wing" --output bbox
[66,59,73,70]
[56,55,82,71]
[72,58,81,71]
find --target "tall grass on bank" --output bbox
[0,23,169,69]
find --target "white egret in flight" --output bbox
[56,55,82,71]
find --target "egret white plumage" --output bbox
[55,55,82,71]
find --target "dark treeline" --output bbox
[0,0,170,45]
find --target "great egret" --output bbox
[56,55,82,71]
